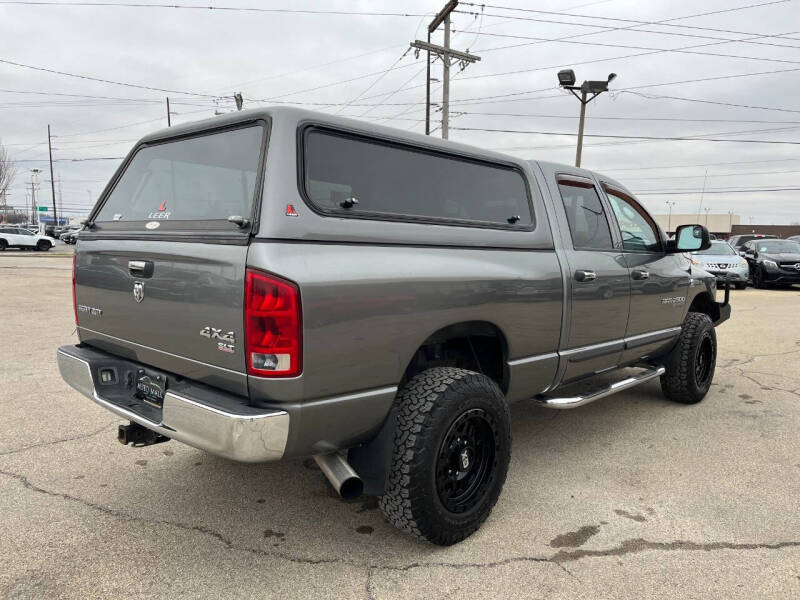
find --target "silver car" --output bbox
[691,241,749,289]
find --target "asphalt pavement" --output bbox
[1,252,798,599]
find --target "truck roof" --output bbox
[137,105,590,178]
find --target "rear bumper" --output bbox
[57,344,289,462]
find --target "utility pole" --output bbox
[704,207,710,227]
[665,200,676,233]
[47,125,58,227]
[411,0,480,139]
[425,28,431,135]
[234,92,244,111]
[557,70,617,167]
[166,97,172,126]
[728,210,734,235]
[697,169,708,220]
[30,168,40,226]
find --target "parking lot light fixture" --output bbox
[557,70,618,167]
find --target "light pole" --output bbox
[704,207,710,227]
[557,69,617,168]
[727,210,734,236]
[665,201,676,234]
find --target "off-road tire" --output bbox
[379,367,511,545]
[660,312,716,404]
[36,240,51,251]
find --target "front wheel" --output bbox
[752,266,766,289]
[0,239,7,251]
[36,240,51,251]
[735,282,747,290]
[379,367,511,545]
[661,312,716,404]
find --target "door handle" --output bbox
[631,269,650,280]
[574,270,597,282]
[128,260,154,278]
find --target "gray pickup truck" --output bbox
[58,107,729,545]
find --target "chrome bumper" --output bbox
[57,346,289,462]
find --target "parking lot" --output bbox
[1,252,798,599]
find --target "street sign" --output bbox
[37,206,48,211]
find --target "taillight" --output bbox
[244,269,302,377]
[72,253,78,325]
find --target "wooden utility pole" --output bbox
[412,0,480,139]
[47,125,58,227]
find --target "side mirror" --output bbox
[673,224,710,252]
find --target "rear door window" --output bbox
[94,124,265,225]
[302,127,533,228]
[556,181,614,250]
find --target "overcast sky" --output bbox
[1,0,799,224]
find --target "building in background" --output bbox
[0,205,30,225]
[652,213,741,237]
[729,224,800,239]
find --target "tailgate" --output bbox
[76,240,248,395]
[74,121,268,396]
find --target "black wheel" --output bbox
[661,312,716,404]
[752,267,766,289]
[379,367,511,545]
[36,240,51,251]
[0,239,6,251]
[735,282,747,290]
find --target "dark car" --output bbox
[60,228,80,244]
[727,233,778,251]
[742,239,800,288]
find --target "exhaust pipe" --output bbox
[313,453,364,499]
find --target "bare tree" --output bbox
[0,140,15,204]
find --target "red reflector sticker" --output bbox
[285,204,298,217]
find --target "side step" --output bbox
[536,366,665,409]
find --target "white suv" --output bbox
[0,226,57,251]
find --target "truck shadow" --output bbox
[88,375,703,566]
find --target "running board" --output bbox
[536,366,666,409]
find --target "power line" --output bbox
[620,90,800,114]
[9,157,124,163]
[333,48,412,115]
[456,111,800,124]
[599,157,800,171]
[621,168,800,180]
[455,30,800,65]
[634,187,800,195]
[0,58,216,97]
[458,1,800,45]
[451,126,800,144]
[0,1,428,18]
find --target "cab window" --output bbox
[556,181,614,250]
[604,188,661,252]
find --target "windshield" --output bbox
[757,240,800,253]
[694,242,736,256]
[95,124,264,224]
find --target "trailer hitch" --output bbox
[118,422,170,447]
